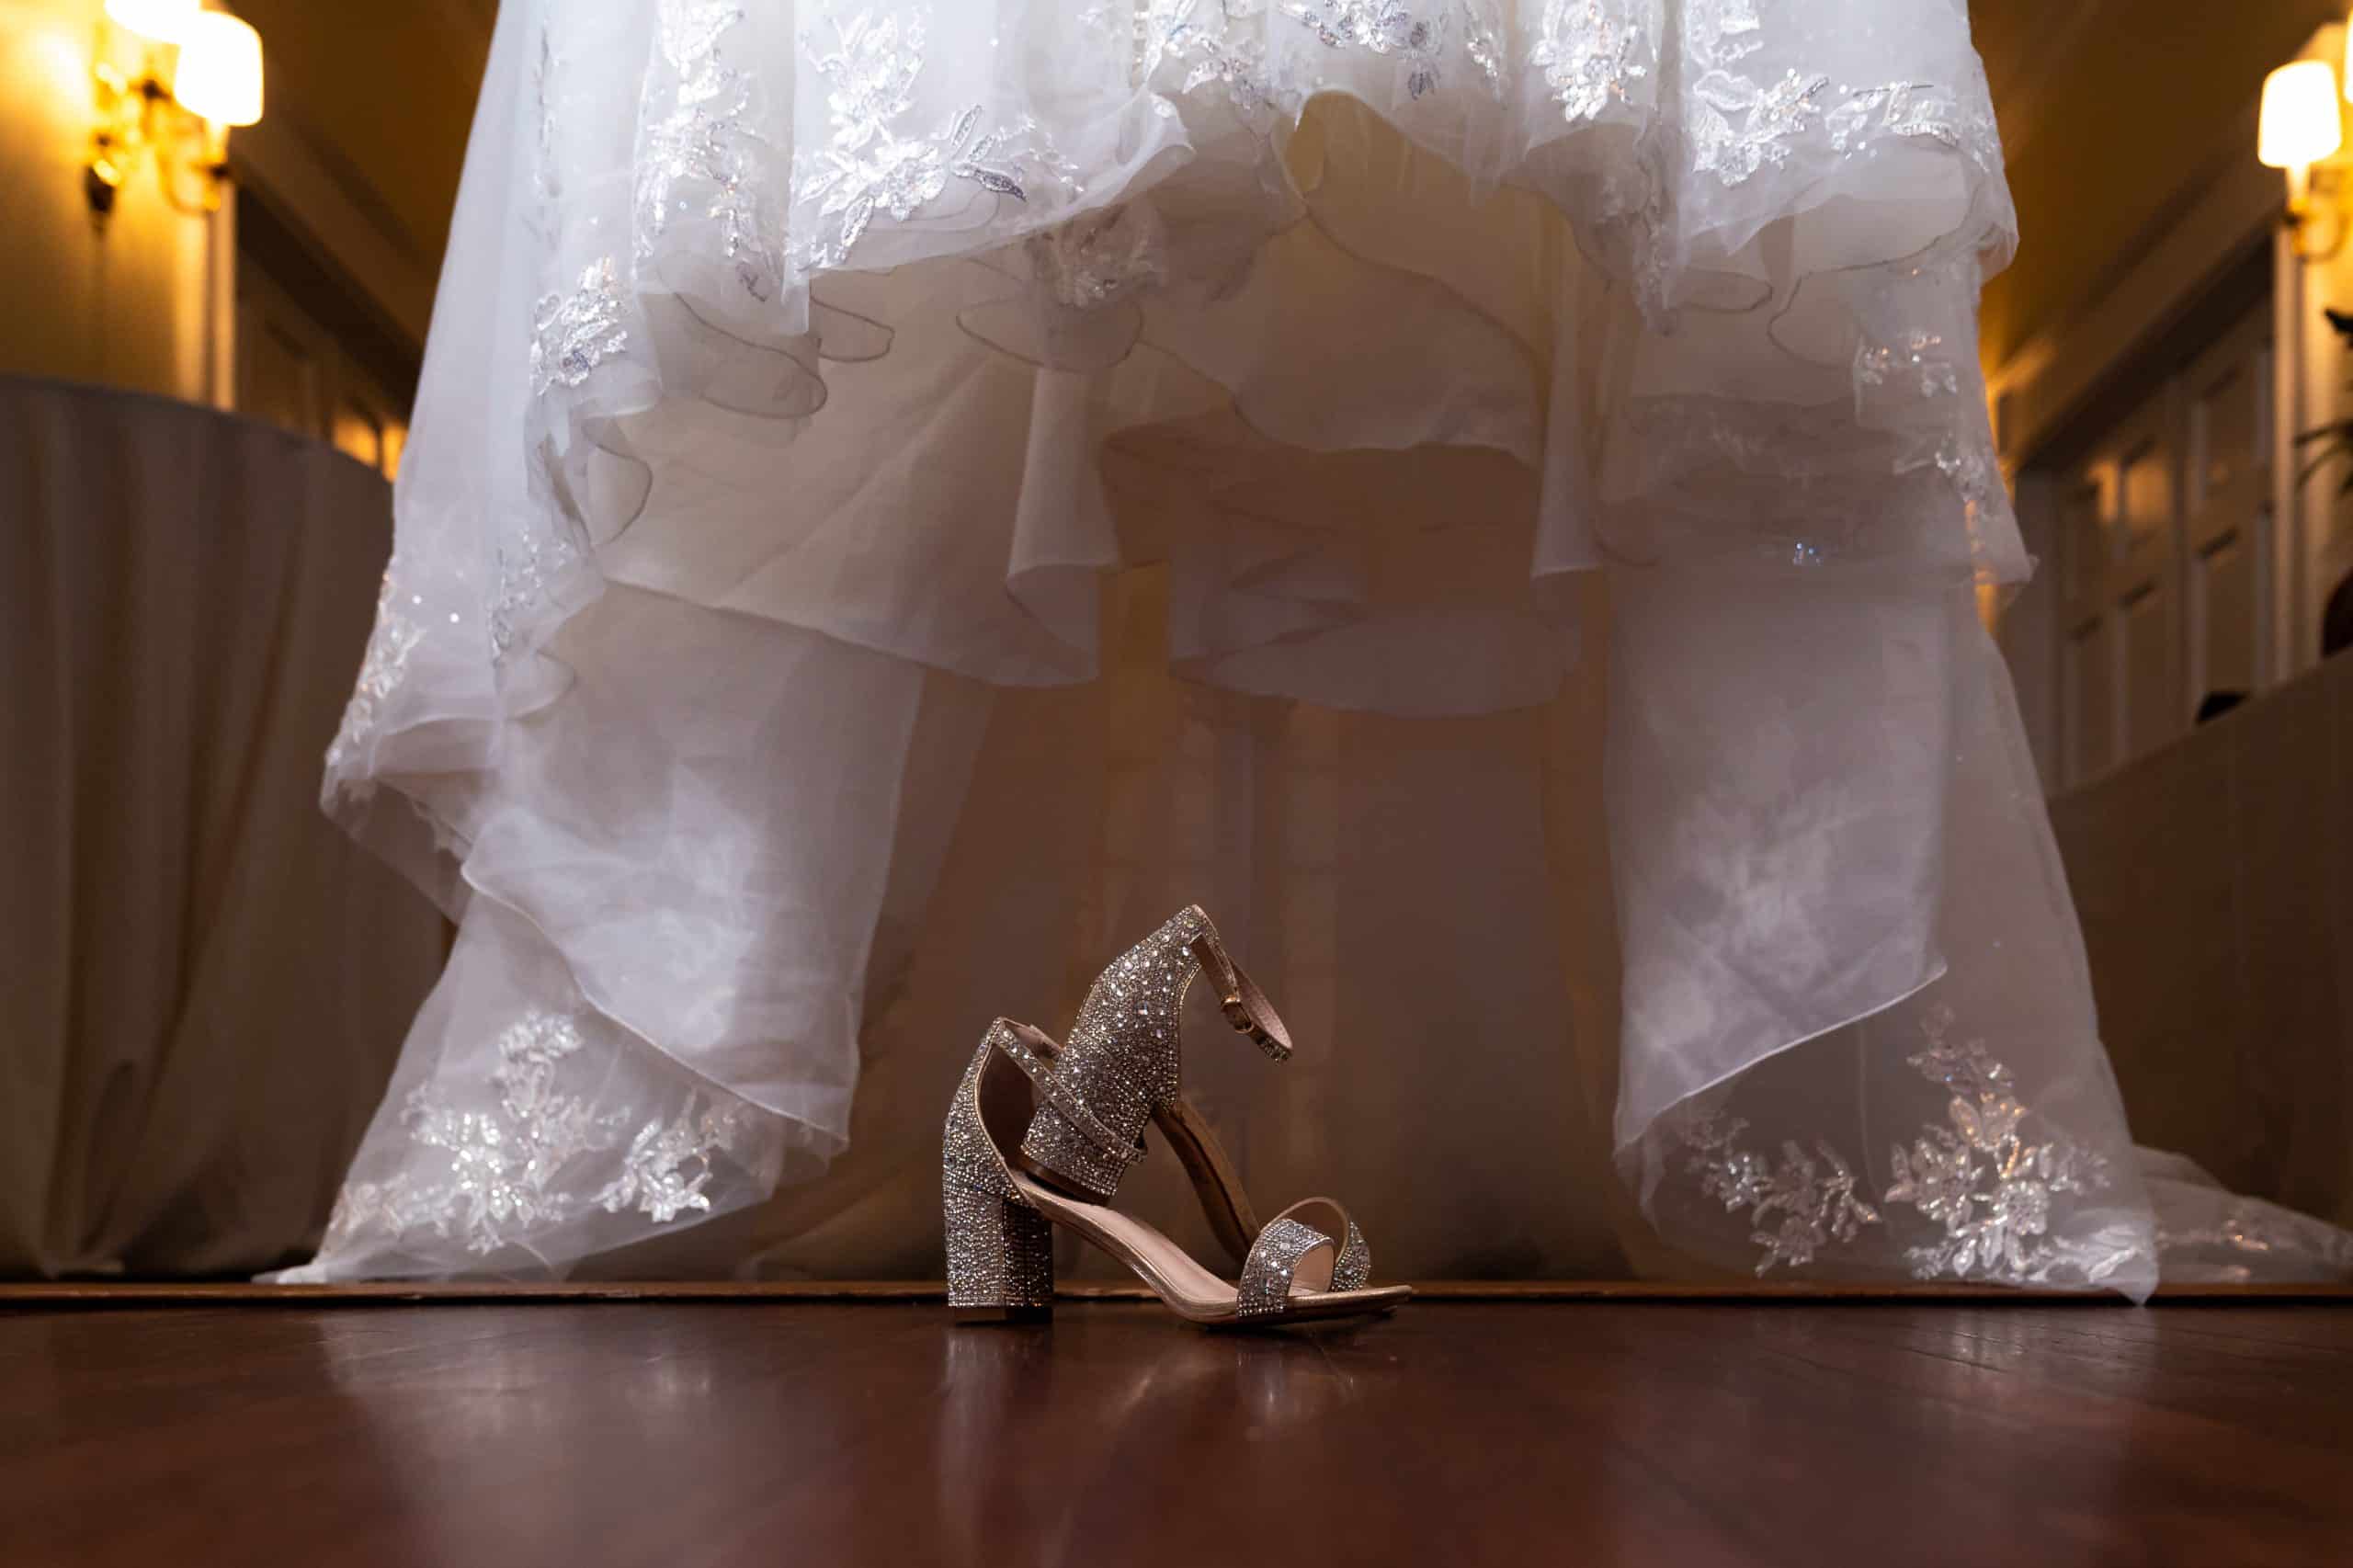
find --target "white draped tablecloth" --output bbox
[0,377,447,1278]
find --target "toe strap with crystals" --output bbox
[1233,1198,1374,1319]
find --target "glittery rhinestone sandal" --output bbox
[942,1019,1405,1324]
[941,907,1408,1326]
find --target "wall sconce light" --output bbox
[2260,59,2343,260]
[88,3,265,220]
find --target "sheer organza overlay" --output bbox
[278,0,2349,1288]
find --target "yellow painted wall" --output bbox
[1980,0,2342,371]
[228,0,482,266]
[0,0,223,401]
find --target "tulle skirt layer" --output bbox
[282,0,2350,1287]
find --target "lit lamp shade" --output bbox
[174,12,264,127]
[2258,60,2341,168]
[103,0,200,41]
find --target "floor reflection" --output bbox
[11,1300,2348,1567]
[931,1312,1384,1566]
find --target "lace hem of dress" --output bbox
[280,1006,774,1279]
[1681,1006,2145,1287]
[2155,1207,2353,1283]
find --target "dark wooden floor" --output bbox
[4,1300,2348,1567]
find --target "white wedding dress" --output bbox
[278,0,2351,1289]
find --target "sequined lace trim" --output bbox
[1533,0,1651,125]
[1881,1010,2115,1282]
[1141,0,1290,119]
[1281,0,1490,100]
[1686,1119,1880,1274]
[530,257,630,395]
[1677,0,1995,188]
[2156,1206,2353,1283]
[313,1010,754,1261]
[639,0,779,298]
[489,525,583,662]
[1689,66,1829,186]
[323,560,422,796]
[790,5,1074,273]
[1685,1006,2138,1284]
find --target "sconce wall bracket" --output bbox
[2288,165,2347,263]
[87,32,233,222]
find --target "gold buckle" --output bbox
[1222,994,1288,1060]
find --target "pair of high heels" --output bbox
[941,905,1410,1326]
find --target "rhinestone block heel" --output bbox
[939,909,1407,1327]
[941,1181,1055,1323]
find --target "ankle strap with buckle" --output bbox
[1188,930,1292,1062]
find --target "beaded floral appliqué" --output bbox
[1679,0,1833,187]
[791,6,1066,272]
[1696,72,1988,186]
[1284,0,1446,98]
[398,1010,614,1254]
[1685,1006,2131,1283]
[1676,0,1993,187]
[323,560,423,794]
[1142,0,1291,120]
[600,1101,761,1223]
[530,256,630,395]
[1826,82,1965,156]
[1691,67,1827,185]
[1883,1006,2113,1283]
[310,1010,756,1261]
[1284,0,1506,100]
[1533,0,1651,125]
[490,526,583,660]
[639,0,779,297]
[1687,1119,1880,1272]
